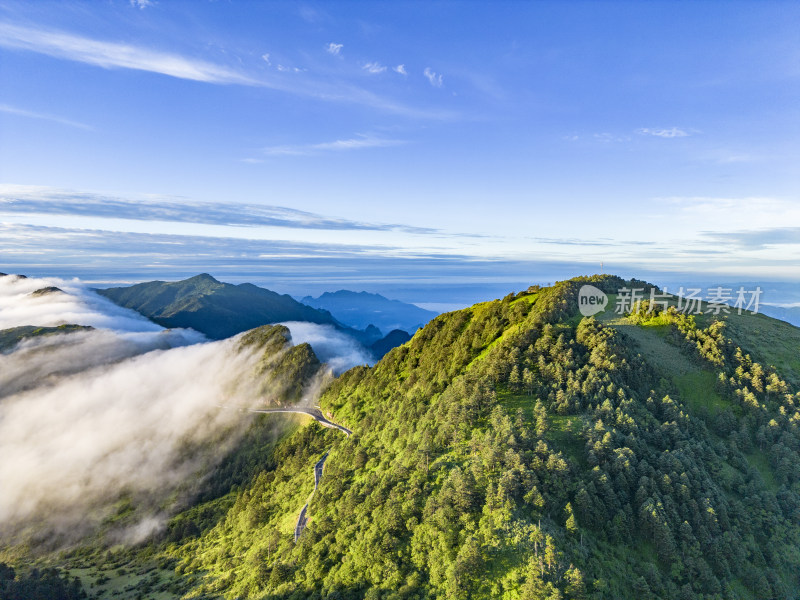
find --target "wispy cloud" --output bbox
[0,222,597,296]
[0,22,258,85]
[326,42,343,55]
[424,67,443,87]
[276,64,304,73]
[312,136,403,151]
[593,132,631,143]
[702,227,800,250]
[261,53,271,65]
[0,185,428,233]
[129,0,154,8]
[0,103,93,130]
[636,127,691,138]
[363,61,387,74]
[258,134,406,157]
[0,22,453,119]
[531,237,657,248]
[393,64,407,75]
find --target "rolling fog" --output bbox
[0,274,368,545]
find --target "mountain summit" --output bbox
[97,274,341,339]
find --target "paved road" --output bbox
[244,406,352,437]
[231,405,350,542]
[293,451,329,542]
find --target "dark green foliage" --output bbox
[0,562,87,600]
[161,276,797,598]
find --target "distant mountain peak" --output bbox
[96,274,341,340]
[302,289,438,334]
[186,273,220,284]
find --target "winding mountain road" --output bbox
[232,406,350,541]
[293,451,329,541]
[245,407,352,436]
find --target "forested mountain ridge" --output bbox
[96,274,344,340]
[6,275,800,599]
[96,274,409,357]
[150,275,799,599]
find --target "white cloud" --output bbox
[326,42,343,55]
[129,0,154,8]
[280,322,373,373]
[261,53,271,65]
[0,274,361,543]
[0,22,456,118]
[0,22,257,85]
[261,134,405,156]
[593,132,631,143]
[636,127,691,138]
[0,103,93,130]
[424,67,443,87]
[393,64,407,75]
[313,136,404,151]
[0,183,416,231]
[0,323,272,539]
[363,61,387,74]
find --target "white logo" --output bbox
[578,285,608,317]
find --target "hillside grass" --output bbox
[599,306,785,498]
[67,565,183,600]
[745,448,779,494]
[715,310,800,385]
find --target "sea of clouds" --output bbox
[0,273,367,545]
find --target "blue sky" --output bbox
[1,1,799,303]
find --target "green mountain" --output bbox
[6,275,800,599]
[96,274,344,340]
[301,290,439,334]
[0,324,93,352]
[368,328,412,358]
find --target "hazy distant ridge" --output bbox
[301,289,438,334]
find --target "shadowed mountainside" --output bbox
[96,274,343,340]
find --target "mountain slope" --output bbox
[96,274,342,340]
[301,290,438,334]
[0,324,93,352]
[148,276,798,599]
[10,276,800,600]
[368,328,412,358]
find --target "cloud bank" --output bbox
[281,321,373,374]
[0,273,383,545]
[0,272,168,332]
[0,185,432,233]
[0,335,268,543]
